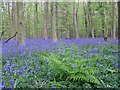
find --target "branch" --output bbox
[2,30,6,35]
[2,32,18,45]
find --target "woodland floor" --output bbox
[1,38,119,88]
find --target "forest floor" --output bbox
[1,38,119,88]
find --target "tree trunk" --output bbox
[16,1,26,46]
[12,2,17,39]
[74,1,79,39]
[70,10,73,39]
[88,2,94,38]
[118,1,120,44]
[34,0,38,38]
[104,3,109,41]
[83,3,88,38]
[26,4,31,38]
[43,0,48,40]
[111,2,116,39]
[51,1,57,42]
[8,3,12,38]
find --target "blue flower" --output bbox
[47,72,51,75]
[51,84,56,88]
[114,63,118,69]
[71,64,77,68]
[11,64,17,67]
[10,78,14,85]
[36,66,40,71]
[24,62,29,69]
[92,48,98,53]
[66,59,70,63]
[97,62,100,68]
[88,53,93,57]
[0,82,5,89]
[22,73,25,77]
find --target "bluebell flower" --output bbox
[10,78,14,85]
[114,63,118,69]
[45,61,49,66]
[0,75,2,80]
[51,84,56,88]
[21,66,26,70]
[22,72,25,77]
[92,48,98,53]
[88,77,90,81]
[88,53,93,57]
[11,64,17,67]
[66,59,70,63]
[2,82,5,87]
[83,54,87,58]
[17,69,25,76]
[97,62,100,68]
[24,62,29,69]
[71,64,77,68]
[47,72,51,75]
[36,66,40,71]
[0,82,5,89]
[5,71,10,76]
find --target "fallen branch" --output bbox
[2,32,18,45]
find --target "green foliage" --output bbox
[2,43,118,88]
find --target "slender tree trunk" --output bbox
[88,3,94,38]
[16,1,26,46]
[12,2,17,39]
[8,3,12,38]
[34,0,38,38]
[43,0,48,40]
[26,4,30,38]
[51,1,57,42]
[104,3,109,41]
[112,2,116,39]
[118,1,120,44]
[70,11,73,39]
[83,4,88,38]
[74,1,79,39]
[56,2,59,39]
[64,3,69,39]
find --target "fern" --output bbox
[46,51,100,85]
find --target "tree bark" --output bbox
[104,3,109,41]
[83,3,88,38]
[51,1,57,42]
[16,1,26,46]
[111,2,116,39]
[12,2,17,39]
[74,1,79,39]
[43,0,48,40]
[8,3,12,38]
[118,1,120,44]
[34,0,38,38]
[87,2,94,38]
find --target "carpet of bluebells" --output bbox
[0,38,119,88]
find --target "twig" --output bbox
[2,32,18,45]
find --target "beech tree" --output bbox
[34,0,38,38]
[16,1,26,46]
[51,1,57,42]
[0,1,118,42]
[74,0,79,39]
[43,0,48,40]
[11,2,17,39]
